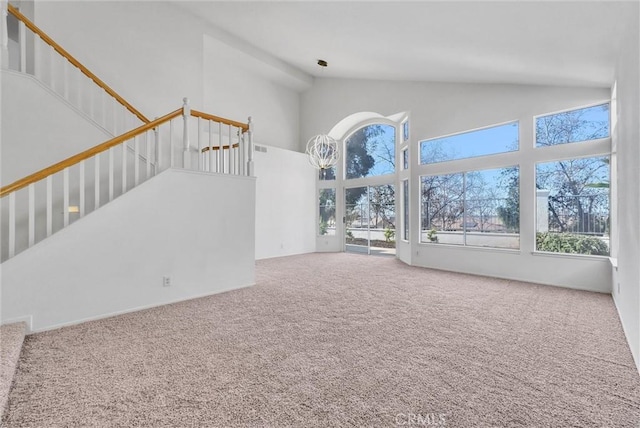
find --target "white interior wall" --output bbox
[612,8,640,368]
[203,35,303,151]
[34,1,204,118]
[301,79,612,292]
[1,169,256,332]
[1,70,111,185]
[254,145,316,260]
[301,79,610,151]
[33,1,311,147]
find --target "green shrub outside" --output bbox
[535,232,609,256]
[384,228,395,243]
[319,221,328,236]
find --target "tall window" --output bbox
[420,167,520,249]
[534,103,611,256]
[402,180,409,241]
[345,124,395,179]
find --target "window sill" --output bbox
[531,251,610,262]
[417,242,521,255]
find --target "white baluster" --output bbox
[102,88,108,130]
[46,175,52,237]
[62,59,69,100]
[113,96,118,135]
[208,120,213,172]
[63,168,69,227]
[182,97,190,169]
[48,44,54,90]
[228,124,233,175]
[108,148,114,201]
[73,65,80,110]
[146,131,151,178]
[28,183,34,247]
[197,118,202,171]
[18,19,25,72]
[246,117,254,177]
[154,122,160,174]
[87,71,95,120]
[1,1,8,70]
[122,142,127,193]
[134,136,139,186]
[8,191,15,258]
[218,122,223,173]
[236,128,241,175]
[169,119,175,168]
[94,153,100,210]
[33,34,40,79]
[79,160,85,217]
[239,131,245,176]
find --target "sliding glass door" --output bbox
[345,185,395,255]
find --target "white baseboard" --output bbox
[28,283,255,335]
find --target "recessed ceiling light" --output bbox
[317,59,328,67]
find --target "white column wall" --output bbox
[612,5,640,368]
[254,144,316,259]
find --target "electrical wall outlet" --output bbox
[163,276,171,287]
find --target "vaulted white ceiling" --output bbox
[179,1,638,88]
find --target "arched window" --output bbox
[345,124,395,179]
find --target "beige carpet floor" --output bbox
[2,253,640,427]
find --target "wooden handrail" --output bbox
[191,110,249,132]
[0,109,182,197]
[201,143,240,152]
[7,4,150,124]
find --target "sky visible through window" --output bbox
[366,125,395,177]
[420,122,518,189]
[536,104,609,147]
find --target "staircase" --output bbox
[0,322,26,420]
[0,4,259,417]
[1,3,255,263]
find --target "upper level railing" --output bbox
[2,2,149,134]
[0,98,254,262]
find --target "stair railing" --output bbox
[2,3,149,134]
[1,98,253,262]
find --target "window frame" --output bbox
[414,100,612,259]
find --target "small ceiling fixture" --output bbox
[317,59,328,67]
[305,134,339,173]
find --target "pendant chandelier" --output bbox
[305,134,339,171]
